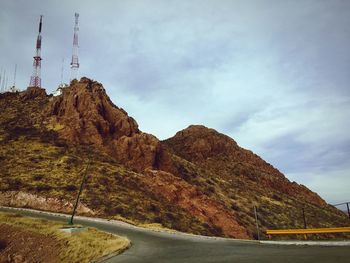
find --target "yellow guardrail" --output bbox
[266,227,350,239]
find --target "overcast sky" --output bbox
[1,0,349,205]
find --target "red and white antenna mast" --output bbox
[29,15,43,87]
[70,13,79,81]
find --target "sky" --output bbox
[0,0,349,205]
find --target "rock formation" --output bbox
[0,77,348,240]
[45,77,171,172]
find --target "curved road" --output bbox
[1,207,349,263]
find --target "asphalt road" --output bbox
[1,207,349,263]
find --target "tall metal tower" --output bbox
[13,64,17,88]
[1,69,6,92]
[10,64,18,92]
[29,15,43,88]
[59,58,65,87]
[0,68,3,92]
[70,13,80,81]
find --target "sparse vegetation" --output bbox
[164,137,350,240]
[1,88,349,240]
[0,92,218,237]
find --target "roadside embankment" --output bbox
[0,211,130,263]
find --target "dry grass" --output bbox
[0,211,130,263]
[139,223,178,233]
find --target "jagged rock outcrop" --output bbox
[45,78,170,171]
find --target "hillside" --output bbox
[0,78,348,239]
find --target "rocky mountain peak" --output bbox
[45,77,169,172]
[163,124,239,162]
[46,77,140,145]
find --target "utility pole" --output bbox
[69,158,91,225]
[254,206,260,240]
[302,207,307,229]
[70,13,80,81]
[29,15,43,88]
[333,202,350,220]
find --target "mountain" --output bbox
[0,78,348,239]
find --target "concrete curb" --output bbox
[261,240,350,246]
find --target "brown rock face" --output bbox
[164,125,239,161]
[45,78,169,171]
[46,78,139,145]
[21,87,47,101]
[0,191,94,215]
[163,125,327,207]
[141,169,249,239]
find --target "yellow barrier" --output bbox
[266,227,350,240]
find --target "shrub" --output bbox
[211,225,223,236]
[154,217,162,223]
[149,203,160,213]
[33,174,44,181]
[8,178,22,190]
[35,184,51,192]
[231,203,240,211]
[272,193,282,201]
[0,240,7,250]
[64,184,78,192]
[113,207,125,215]
[165,212,175,220]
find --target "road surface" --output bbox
[1,207,349,263]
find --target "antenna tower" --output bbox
[0,68,3,92]
[70,13,79,81]
[1,69,6,91]
[29,15,43,87]
[13,64,17,87]
[60,58,65,87]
